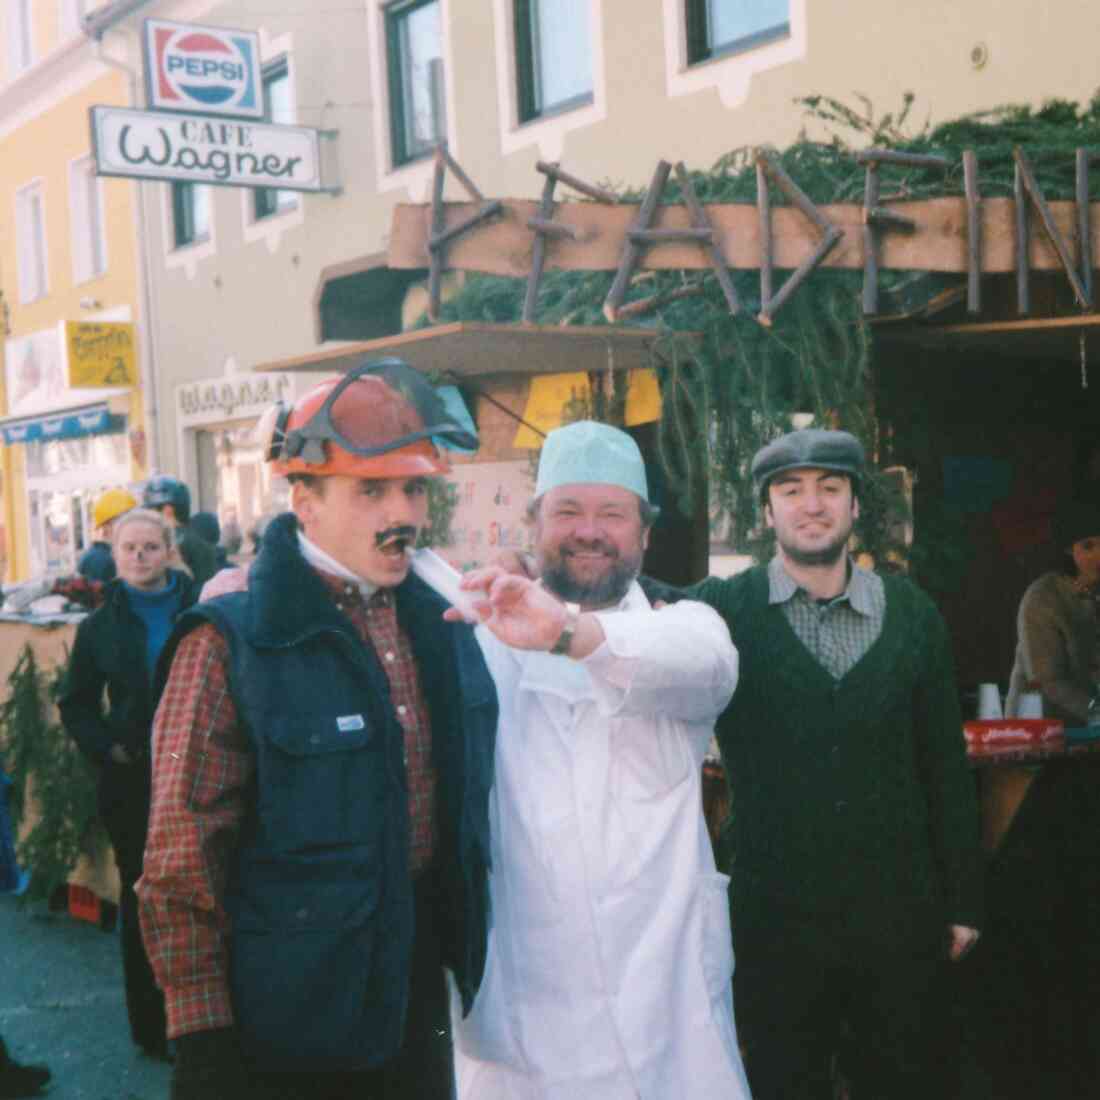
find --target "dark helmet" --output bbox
[190,511,221,546]
[143,475,192,523]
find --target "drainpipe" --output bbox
[83,9,163,473]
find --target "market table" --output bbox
[967,733,1100,852]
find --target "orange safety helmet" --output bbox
[260,358,477,480]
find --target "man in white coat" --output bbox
[449,421,752,1100]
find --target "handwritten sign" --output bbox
[65,322,137,388]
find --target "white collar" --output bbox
[296,531,378,600]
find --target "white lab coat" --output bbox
[454,583,752,1100]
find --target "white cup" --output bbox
[1016,691,1044,719]
[977,683,1003,720]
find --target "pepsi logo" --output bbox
[149,22,260,118]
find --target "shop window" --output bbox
[685,0,789,64]
[253,57,298,221]
[15,181,48,303]
[514,0,592,123]
[171,181,211,249]
[385,0,446,166]
[69,155,107,283]
[8,0,33,75]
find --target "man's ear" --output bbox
[763,500,775,530]
[290,481,315,532]
[851,494,861,523]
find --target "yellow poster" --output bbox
[513,372,592,449]
[624,368,662,426]
[65,322,137,388]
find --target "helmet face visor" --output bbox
[269,359,478,472]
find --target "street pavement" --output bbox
[1,893,170,1099]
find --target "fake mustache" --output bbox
[375,526,418,552]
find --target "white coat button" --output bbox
[397,705,407,716]
[385,651,395,663]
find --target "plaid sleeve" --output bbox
[136,622,252,1038]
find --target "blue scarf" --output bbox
[123,573,183,682]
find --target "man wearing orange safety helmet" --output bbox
[137,359,498,1100]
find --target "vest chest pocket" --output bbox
[256,714,389,853]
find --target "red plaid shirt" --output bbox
[136,570,435,1038]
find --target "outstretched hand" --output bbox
[443,567,568,650]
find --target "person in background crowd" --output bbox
[189,511,232,573]
[0,1037,49,1098]
[451,422,750,1100]
[137,360,496,1100]
[1006,498,1100,723]
[59,508,198,1062]
[219,518,243,566]
[141,476,217,590]
[77,488,137,583]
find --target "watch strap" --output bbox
[549,602,581,655]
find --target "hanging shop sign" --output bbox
[90,106,324,192]
[143,19,263,120]
[0,405,117,446]
[176,370,294,428]
[65,322,137,388]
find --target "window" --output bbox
[59,0,85,39]
[70,156,107,283]
[385,0,446,166]
[685,0,789,64]
[8,0,33,74]
[253,58,298,221]
[15,182,48,303]
[514,0,592,123]
[171,182,211,249]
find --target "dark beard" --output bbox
[776,530,850,567]
[542,556,638,607]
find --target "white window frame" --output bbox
[59,0,85,40]
[662,0,807,109]
[492,0,605,161]
[15,180,49,304]
[160,181,216,276]
[69,154,107,284]
[367,0,457,197]
[8,0,34,76]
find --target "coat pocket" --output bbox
[256,714,387,852]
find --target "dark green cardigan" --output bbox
[690,566,983,935]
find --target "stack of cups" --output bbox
[977,683,1003,720]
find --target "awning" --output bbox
[252,321,694,379]
[0,401,125,445]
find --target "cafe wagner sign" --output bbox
[90,105,324,191]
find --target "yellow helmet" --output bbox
[93,488,137,529]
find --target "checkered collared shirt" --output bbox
[768,555,886,680]
[137,569,435,1039]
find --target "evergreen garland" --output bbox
[422,94,1100,565]
[0,645,104,903]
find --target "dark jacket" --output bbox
[59,570,198,766]
[76,540,116,583]
[689,566,983,940]
[178,526,217,590]
[163,513,497,1071]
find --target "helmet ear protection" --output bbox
[257,401,293,463]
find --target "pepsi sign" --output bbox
[144,19,263,120]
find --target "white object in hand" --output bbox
[977,682,1003,720]
[409,548,482,622]
[1016,691,1044,719]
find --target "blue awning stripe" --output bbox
[1,406,122,445]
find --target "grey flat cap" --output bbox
[751,428,865,495]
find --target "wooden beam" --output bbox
[1077,149,1093,306]
[674,161,741,316]
[388,195,1100,278]
[963,150,982,314]
[856,149,952,169]
[604,160,672,321]
[863,163,880,315]
[536,160,618,204]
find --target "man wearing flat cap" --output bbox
[451,421,752,1100]
[681,427,983,1100]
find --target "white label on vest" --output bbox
[336,714,365,732]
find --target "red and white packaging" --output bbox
[963,718,1064,747]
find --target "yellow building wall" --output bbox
[0,63,145,582]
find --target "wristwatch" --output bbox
[549,601,581,655]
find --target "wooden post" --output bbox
[1014,147,1090,309]
[757,158,772,311]
[427,151,447,321]
[603,160,672,322]
[862,162,880,316]
[674,161,740,316]
[963,149,982,314]
[1015,156,1029,315]
[535,160,618,204]
[855,149,951,170]
[1076,148,1093,307]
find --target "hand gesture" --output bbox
[444,567,567,651]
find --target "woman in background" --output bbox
[59,509,197,1060]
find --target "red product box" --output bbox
[67,883,102,926]
[963,719,1064,747]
